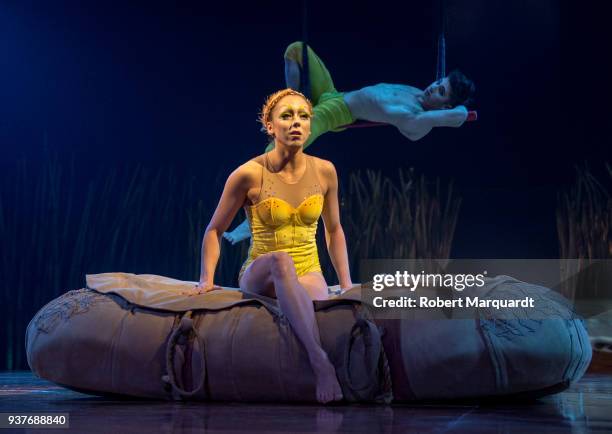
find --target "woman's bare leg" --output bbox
[296,272,343,402]
[240,252,342,403]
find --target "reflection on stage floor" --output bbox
[0,371,610,433]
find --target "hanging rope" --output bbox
[436,0,447,80]
[300,0,312,100]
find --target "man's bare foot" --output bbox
[222,231,238,245]
[222,220,251,245]
[222,229,248,245]
[312,351,343,404]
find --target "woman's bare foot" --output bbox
[312,350,343,404]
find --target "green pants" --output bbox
[265,42,355,152]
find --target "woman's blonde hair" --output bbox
[259,88,313,136]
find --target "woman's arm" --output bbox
[319,160,353,289]
[196,164,252,290]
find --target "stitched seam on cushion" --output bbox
[109,309,129,390]
[229,308,244,401]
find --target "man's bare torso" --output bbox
[344,84,425,123]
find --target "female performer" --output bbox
[185,88,352,404]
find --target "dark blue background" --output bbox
[0,0,607,258]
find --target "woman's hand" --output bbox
[339,282,354,294]
[181,282,219,296]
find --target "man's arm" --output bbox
[418,105,468,127]
[397,105,468,141]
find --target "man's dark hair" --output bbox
[448,69,475,107]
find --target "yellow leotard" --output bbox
[239,153,324,280]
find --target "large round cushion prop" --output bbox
[26,274,591,402]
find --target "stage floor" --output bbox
[0,371,610,433]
